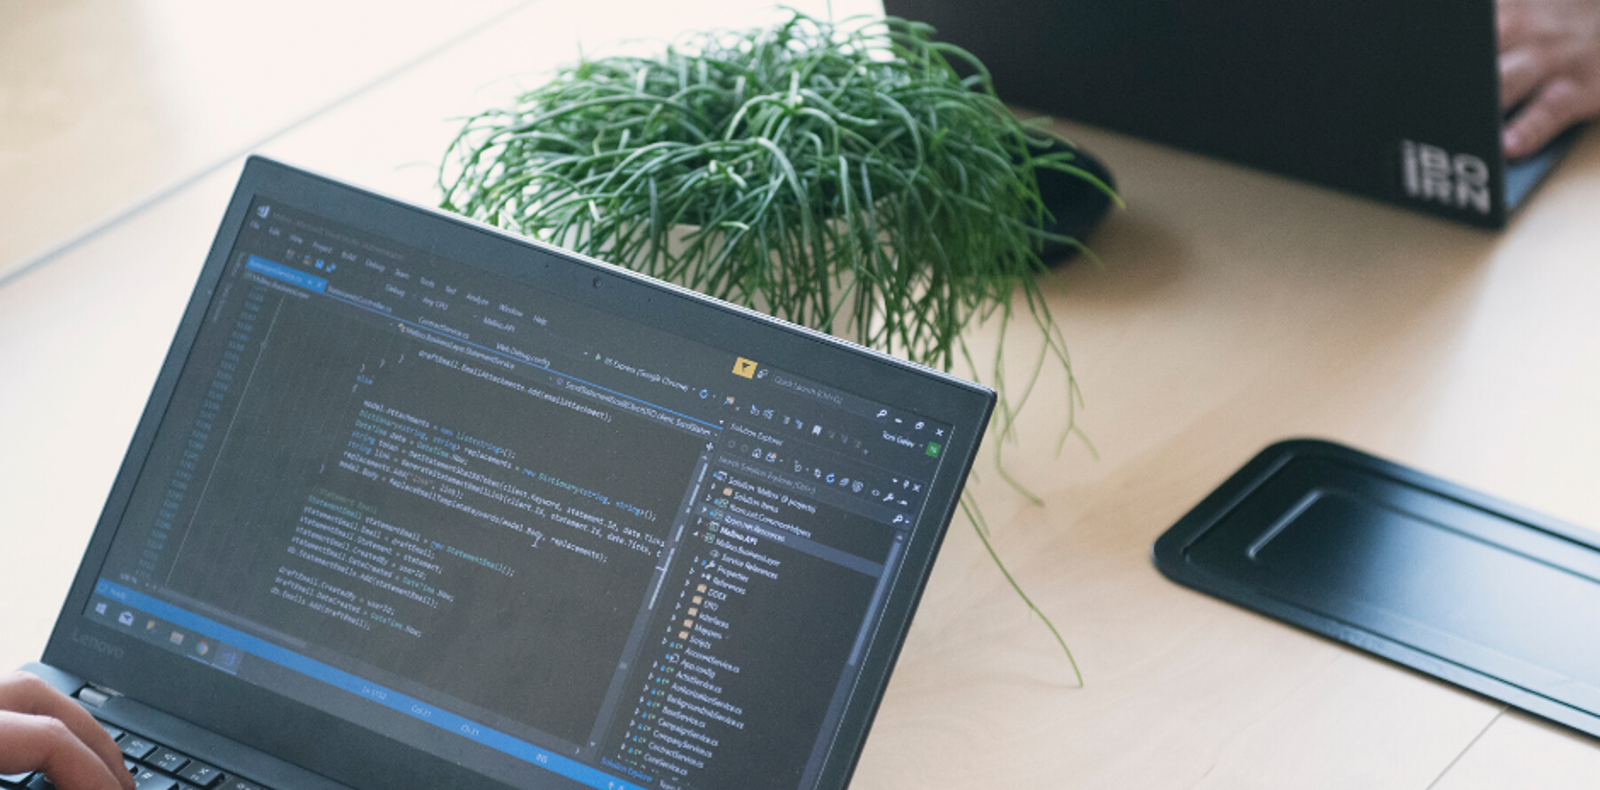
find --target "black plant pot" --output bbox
[1032,142,1117,266]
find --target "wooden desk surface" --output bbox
[4,1,1599,786]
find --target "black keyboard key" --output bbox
[133,768,178,790]
[120,736,160,760]
[176,762,224,788]
[23,775,54,790]
[148,749,190,774]
[0,771,33,788]
[88,722,266,790]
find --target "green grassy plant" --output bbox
[439,10,1114,684]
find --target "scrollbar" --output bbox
[847,532,904,666]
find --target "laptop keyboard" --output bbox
[0,719,275,790]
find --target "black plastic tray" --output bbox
[1154,439,1600,738]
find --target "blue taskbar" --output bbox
[94,579,646,790]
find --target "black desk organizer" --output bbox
[1154,439,1600,738]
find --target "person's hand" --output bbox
[1499,0,1600,158]
[0,672,134,790]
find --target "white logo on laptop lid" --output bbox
[1400,140,1491,214]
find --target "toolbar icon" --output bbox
[732,358,759,378]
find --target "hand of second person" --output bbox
[1499,0,1600,158]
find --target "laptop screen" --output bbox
[72,179,979,790]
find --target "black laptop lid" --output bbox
[44,157,993,790]
[885,0,1543,227]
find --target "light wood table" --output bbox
[4,1,1599,787]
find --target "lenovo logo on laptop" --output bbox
[1399,140,1491,215]
[72,628,126,660]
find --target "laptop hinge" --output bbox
[75,683,123,708]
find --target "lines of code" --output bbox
[271,488,478,637]
[266,387,673,643]
[112,280,712,744]
[342,400,663,565]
